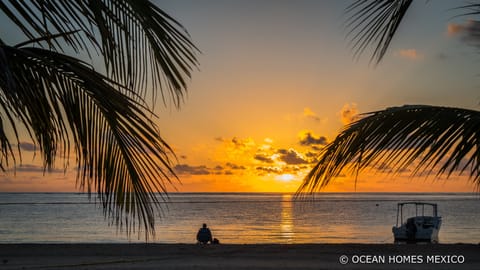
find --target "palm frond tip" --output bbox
[345,0,413,65]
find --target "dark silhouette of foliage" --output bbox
[0,0,199,238]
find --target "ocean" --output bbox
[0,193,479,244]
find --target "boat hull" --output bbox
[392,216,442,243]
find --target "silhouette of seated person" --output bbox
[197,223,213,244]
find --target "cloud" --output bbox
[299,131,327,146]
[447,20,480,48]
[447,23,465,36]
[231,137,255,149]
[303,107,321,121]
[18,142,36,152]
[394,49,424,60]
[304,151,319,163]
[256,166,282,174]
[254,154,274,163]
[340,103,359,125]
[214,164,241,175]
[175,163,245,176]
[5,164,64,174]
[259,138,274,151]
[264,138,273,144]
[174,164,210,175]
[218,136,256,153]
[226,162,246,170]
[277,149,308,165]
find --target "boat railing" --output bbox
[396,202,438,227]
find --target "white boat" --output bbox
[392,202,442,243]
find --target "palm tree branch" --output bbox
[0,44,177,237]
[297,105,480,194]
[0,1,46,41]
[14,30,81,49]
[0,0,199,106]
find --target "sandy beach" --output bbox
[0,244,478,269]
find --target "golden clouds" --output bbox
[298,130,327,146]
[303,107,321,121]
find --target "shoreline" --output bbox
[1,243,479,269]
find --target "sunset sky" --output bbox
[1,0,479,192]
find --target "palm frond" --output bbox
[297,105,480,194]
[0,0,199,106]
[458,3,480,16]
[345,0,413,65]
[0,44,177,238]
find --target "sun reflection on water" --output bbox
[280,194,294,242]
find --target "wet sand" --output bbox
[1,243,479,269]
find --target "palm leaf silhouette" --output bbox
[0,1,199,238]
[345,0,413,65]
[0,0,199,105]
[298,105,480,193]
[0,44,177,237]
[345,1,480,64]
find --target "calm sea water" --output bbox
[0,193,479,244]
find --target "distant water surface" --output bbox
[0,192,479,244]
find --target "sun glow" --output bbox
[276,173,295,182]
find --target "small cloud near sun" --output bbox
[259,137,274,151]
[254,153,274,163]
[174,164,210,175]
[256,166,282,175]
[298,130,327,146]
[18,142,36,152]
[216,136,257,158]
[226,162,246,170]
[277,149,308,165]
[231,137,255,149]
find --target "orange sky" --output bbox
[0,127,475,193]
[0,1,479,193]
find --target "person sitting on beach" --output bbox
[196,223,213,244]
